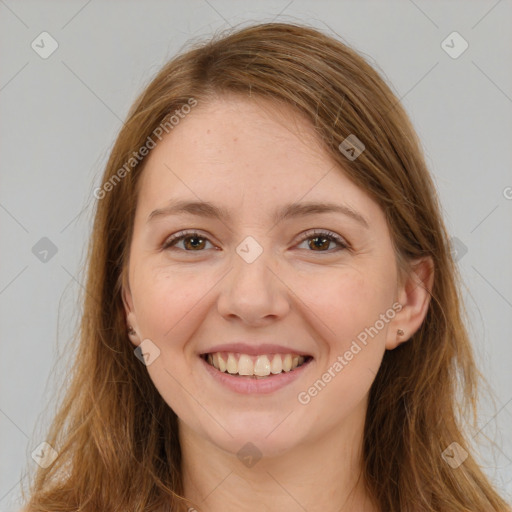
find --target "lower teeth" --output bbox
[214,366,303,377]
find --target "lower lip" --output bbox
[199,356,313,394]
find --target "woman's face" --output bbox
[123,94,407,457]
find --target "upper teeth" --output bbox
[206,352,306,376]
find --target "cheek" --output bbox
[296,266,393,349]
[295,272,391,418]
[131,267,207,417]
[132,265,205,343]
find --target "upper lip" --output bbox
[200,343,313,357]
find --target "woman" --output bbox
[21,22,511,512]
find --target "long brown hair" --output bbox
[21,22,511,512]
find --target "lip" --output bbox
[199,342,313,357]
[199,354,314,394]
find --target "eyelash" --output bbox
[161,229,349,254]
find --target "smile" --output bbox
[201,352,312,379]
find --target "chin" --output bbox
[201,415,306,460]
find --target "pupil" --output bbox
[186,236,204,250]
[311,236,328,250]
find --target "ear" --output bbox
[385,256,434,350]
[121,273,141,347]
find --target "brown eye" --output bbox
[162,231,213,251]
[297,230,348,252]
[308,235,331,251]
[162,229,348,254]
[182,235,207,250]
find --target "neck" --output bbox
[178,406,378,512]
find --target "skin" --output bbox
[122,94,434,512]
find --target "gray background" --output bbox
[1,0,511,509]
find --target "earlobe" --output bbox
[385,256,434,350]
[386,327,408,351]
[126,312,140,346]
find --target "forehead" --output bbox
[144,94,329,174]
[135,95,380,225]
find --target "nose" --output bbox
[216,242,290,326]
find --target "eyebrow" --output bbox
[147,199,369,228]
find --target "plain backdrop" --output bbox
[1,1,511,510]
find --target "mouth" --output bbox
[200,352,313,379]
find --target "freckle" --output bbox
[207,129,211,134]
[233,137,238,142]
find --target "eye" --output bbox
[296,229,348,252]
[161,229,349,254]
[162,230,215,252]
